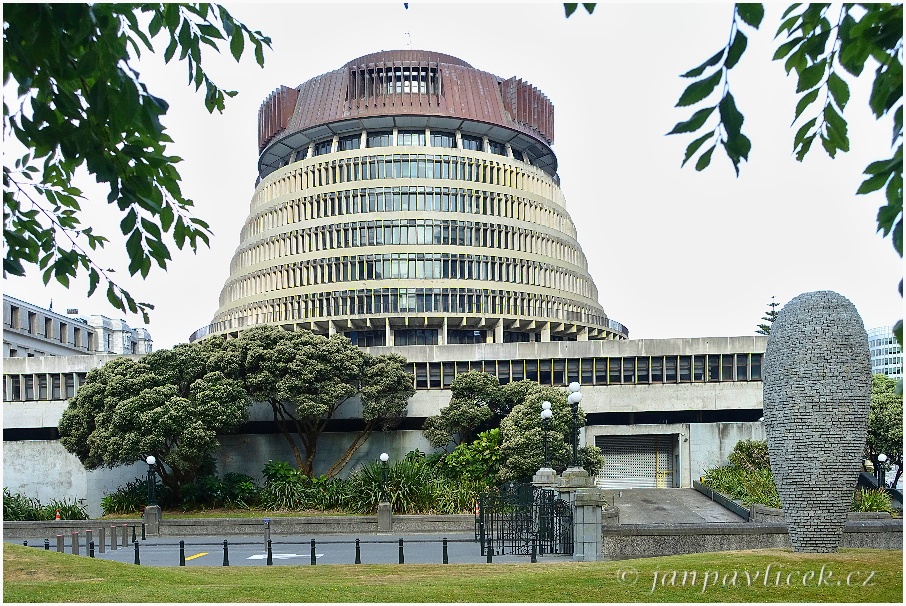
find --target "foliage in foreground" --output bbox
[2,488,88,521]
[4,544,903,603]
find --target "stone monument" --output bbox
[762,291,871,552]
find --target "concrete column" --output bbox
[540,324,550,342]
[385,323,394,346]
[573,488,608,561]
[143,505,161,537]
[578,327,588,341]
[494,320,504,343]
[377,502,392,532]
[328,321,337,336]
[531,467,558,489]
[440,317,448,345]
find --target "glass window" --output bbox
[460,135,482,151]
[487,140,506,156]
[366,131,393,148]
[594,358,607,384]
[503,331,530,343]
[525,359,538,382]
[736,354,749,381]
[430,131,455,148]
[415,363,428,389]
[750,353,762,380]
[539,359,552,385]
[312,140,333,156]
[496,361,511,383]
[447,329,485,344]
[338,135,361,151]
[441,361,455,387]
[679,356,691,382]
[693,355,705,381]
[721,354,734,380]
[510,149,524,162]
[651,357,663,382]
[708,355,720,381]
[608,357,620,384]
[637,357,649,383]
[397,131,426,146]
[428,362,441,388]
[564,358,577,385]
[665,356,677,382]
[622,357,635,383]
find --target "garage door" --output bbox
[594,434,675,489]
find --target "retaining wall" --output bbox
[601,521,903,560]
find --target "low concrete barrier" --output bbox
[601,520,903,560]
[4,514,475,539]
[692,481,750,521]
[749,503,892,522]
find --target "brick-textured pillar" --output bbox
[762,291,871,552]
[573,488,606,561]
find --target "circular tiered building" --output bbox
[191,50,627,345]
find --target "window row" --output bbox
[5,305,91,349]
[234,216,584,280]
[347,66,442,101]
[212,287,610,336]
[226,252,594,302]
[253,153,563,221]
[408,354,764,389]
[302,130,517,159]
[5,372,87,402]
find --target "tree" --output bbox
[57,342,249,500]
[567,3,902,347]
[865,373,903,487]
[497,384,603,482]
[756,295,781,335]
[223,326,414,477]
[3,4,271,322]
[422,371,498,449]
[665,3,902,343]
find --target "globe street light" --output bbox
[541,401,553,468]
[379,452,390,502]
[145,455,157,507]
[878,453,888,488]
[567,382,583,467]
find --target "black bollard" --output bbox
[310,539,316,565]
[89,540,95,558]
[398,538,404,564]
[486,537,492,563]
[223,540,229,566]
[266,539,273,566]
[131,524,136,543]
[56,534,63,553]
[141,523,146,541]
[44,538,49,551]
[531,537,537,563]
[179,540,185,566]
[354,538,361,564]
[22,540,27,547]
[442,538,448,564]
[133,541,140,565]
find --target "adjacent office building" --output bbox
[867,325,903,381]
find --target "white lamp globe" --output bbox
[541,400,551,411]
[541,408,553,420]
[146,455,156,466]
[568,382,581,393]
[380,452,389,462]
[878,453,888,463]
[567,391,583,404]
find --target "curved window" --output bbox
[366,131,393,148]
[460,135,482,151]
[312,140,332,157]
[431,131,455,148]
[487,140,506,156]
[397,131,426,146]
[338,135,361,151]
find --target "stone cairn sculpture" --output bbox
[762,291,871,552]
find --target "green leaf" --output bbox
[676,71,723,107]
[823,104,849,152]
[695,146,716,171]
[107,282,124,311]
[718,92,745,136]
[827,72,850,111]
[793,88,820,123]
[681,50,725,79]
[772,37,804,61]
[736,3,765,28]
[682,132,714,167]
[796,60,826,92]
[160,203,174,232]
[667,106,716,135]
[229,29,245,62]
[564,3,578,17]
[120,209,137,234]
[582,3,596,14]
[725,31,748,70]
[858,172,893,196]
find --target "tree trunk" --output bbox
[325,423,374,478]
[270,399,306,470]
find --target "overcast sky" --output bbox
[5,2,902,350]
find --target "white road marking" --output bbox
[246,553,323,560]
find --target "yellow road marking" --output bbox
[185,552,208,561]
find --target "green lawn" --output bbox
[3,544,901,602]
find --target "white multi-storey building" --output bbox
[867,325,903,381]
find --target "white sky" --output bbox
[4,2,902,349]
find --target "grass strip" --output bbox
[3,544,902,603]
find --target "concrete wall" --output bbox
[689,422,766,481]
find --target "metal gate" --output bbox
[476,482,573,556]
[595,434,676,489]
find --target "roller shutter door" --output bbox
[595,435,674,489]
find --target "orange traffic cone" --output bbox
[55,509,60,520]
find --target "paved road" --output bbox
[11,533,568,567]
[600,488,746,524]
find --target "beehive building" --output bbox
[191,50,627,345]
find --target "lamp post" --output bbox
[379,452,389,502]
[567,382,582,467]
[145,455,157,507]
[877,453,888,489]
[541,401,553,468]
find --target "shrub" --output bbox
[177,473,261,510]
[3,489,87,521]
[853,488,893,513]
[101,478,153,515]
[727,440,771,472]
[345,457,435,514]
